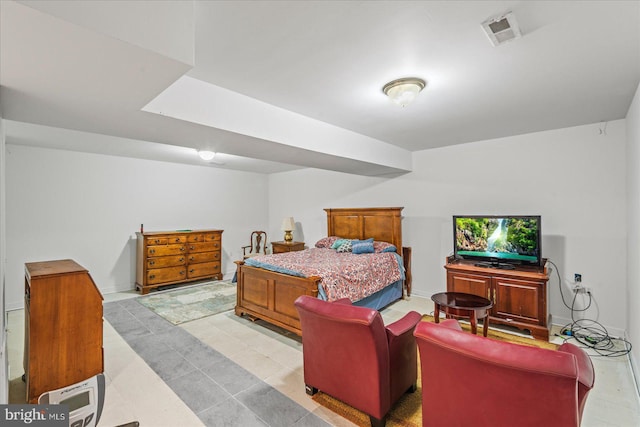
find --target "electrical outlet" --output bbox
[574,273,582,283]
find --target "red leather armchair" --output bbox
[414,320,595,427]
[294,295,422,427]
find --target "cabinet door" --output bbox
[447,271,491,300]
[492,277,545,325]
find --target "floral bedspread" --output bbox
[244,248,403,302]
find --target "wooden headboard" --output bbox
[324,207,403,251]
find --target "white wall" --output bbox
[626,82,640,387]
[4,144,269,310]
[3,118,630,336]
[269,120,628,334]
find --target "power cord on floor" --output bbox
[548,259,632,357]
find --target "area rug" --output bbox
[137,281,236,325]
[312,316,558,427]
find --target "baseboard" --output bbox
[100,282,136,296]
[406,290,431,299]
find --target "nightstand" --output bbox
[272,241,305,254]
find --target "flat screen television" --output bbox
[453,215,542,268]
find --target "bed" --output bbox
[234,207,412,335]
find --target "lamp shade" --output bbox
[281,217,295,231]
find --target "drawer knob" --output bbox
[179,258,184,262]
[190,269,195,273]
[150,249,155,254]
[175,238,181,242]
[155,239,160,244]
[180,247,185,251]
[190,246,194,250]
[190,257,194,261]
[180,271,185,275]
[150,275,155,279]
[150,261,155,266]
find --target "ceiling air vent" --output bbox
[481,11,521,46]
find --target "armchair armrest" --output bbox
[438,318,463,331]
[386,311,422,403]
[559,342,595,389]
[333,298,352,305]
[386,311,422,338]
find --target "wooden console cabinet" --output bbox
[136,229,223,294]
[444,256,550,340]
[24,259,104,403]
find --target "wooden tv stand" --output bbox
[444,256,550,340]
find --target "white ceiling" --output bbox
[1,1,639,175]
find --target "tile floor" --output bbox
[6,292,640,427]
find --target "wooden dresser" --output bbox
[24,259,104,403]
[135,229,223,294]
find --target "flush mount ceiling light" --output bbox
[197,150,215,161]
[382,77,426,107]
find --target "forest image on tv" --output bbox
[456,217,539,263]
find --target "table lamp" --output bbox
[281,217,295,242]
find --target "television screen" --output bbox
[453,215,541,266]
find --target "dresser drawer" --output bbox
[146,237,168,245]
[147,266,186,284]
[146,235,186,245]
[187,262,220,279]
[147,255,186,269]
[147,244,186,257]
[204,233,221,242]
[188,242,219,253]
[188,251,220,263]
[186,233,221,243]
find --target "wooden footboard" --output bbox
[234,260,321,335]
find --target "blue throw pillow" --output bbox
[352,238,374,254]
